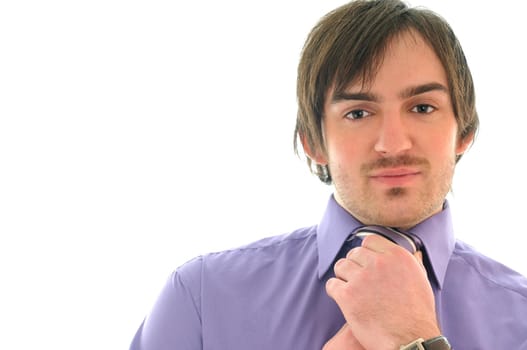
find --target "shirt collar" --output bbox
[408,201,455,289]
[316,195,455,289]
[317,195,363,279]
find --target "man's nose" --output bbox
[373,112,412,156]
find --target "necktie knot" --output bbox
[333,225,424,269]
[348,225,422,254]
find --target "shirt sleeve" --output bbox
[129,257,203,350]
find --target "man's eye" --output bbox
[411,104,436,114]
[345,109,371,120]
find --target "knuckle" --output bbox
[346,247,359,259]
[333,258,345,275]
[325,278,338,296]
[361,234,378,246]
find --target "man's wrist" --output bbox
[400,335,451,350]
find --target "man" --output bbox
[130,1,527,349]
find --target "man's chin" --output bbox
[371,198,426,228]
[385,186,408,198]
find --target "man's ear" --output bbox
[456,131,475,156]
[300,133,328,165]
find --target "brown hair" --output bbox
[294,0,479,184]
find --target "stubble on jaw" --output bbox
[331,155,453,228]
[339,184,439,229]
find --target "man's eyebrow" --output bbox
[399,82,449,99]
[331,91,381,104]
[330,82,449,104]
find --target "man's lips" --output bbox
[369,168,421,185]
[370,168,421,177]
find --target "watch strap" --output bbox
[400,338,425,350]
[400,336,451,350]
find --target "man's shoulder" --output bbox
[451,240,527,299]
[176,225,319,277]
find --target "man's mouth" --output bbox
[369,168,421,186]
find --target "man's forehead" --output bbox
[328,30,446,95]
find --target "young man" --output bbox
[130,1,527,349]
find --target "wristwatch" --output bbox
[400,336,451,350]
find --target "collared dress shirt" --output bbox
[130,196,527,349]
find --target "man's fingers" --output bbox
[344,234,396,267]
[344,247,373,268]
[325,276,346,299]
[359,234,397,252]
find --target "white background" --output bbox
[1,1,526,349]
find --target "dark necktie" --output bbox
[336,225,423,262]
[349,225,422,254]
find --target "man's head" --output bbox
[294,0,478,228]
[295,0,478,184]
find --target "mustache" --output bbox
[361,155,430,173]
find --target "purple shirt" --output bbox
[130,196,527,349]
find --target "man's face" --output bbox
[314,31,472,229]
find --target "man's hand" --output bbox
[326,235,440,350]
[323,323,366,350]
